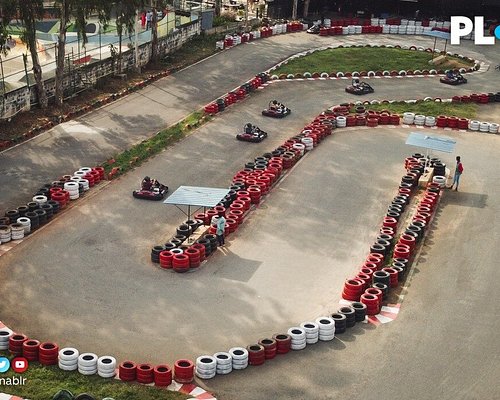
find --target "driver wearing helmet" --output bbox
[269,99,280,110]
[244,123,254,134]
[142,176,153,191]
[446,70,456,80]
[352,77,360,87]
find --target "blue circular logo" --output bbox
[0,356,10,373]
[495,25,500,40]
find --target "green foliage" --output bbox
[273,48,473,75]
[0,351,188,400]
[361,101,478,118]
[213,14,236,27]
[103,110,209,175]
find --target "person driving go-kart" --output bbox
[269,99,284,111]
[142,176,153,191]
[352,77,361,87]
[245,123,253,134]
[446,70,455,80]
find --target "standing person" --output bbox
[141,12,146,29]
[146,11,152,30]
[450,156,464,191]
[216,215,226,246]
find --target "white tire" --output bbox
[78,368,97,375]
[196,356,216,371]
[214,352,232,366]
[287,327,306,341]
[78,363,99,372]
[195,370,216,379]
[319,333,335,341]
[59,362,78,371]
[229,347,248,361]
[97,370,116,379]
[59,348,79,362]
[232,361,248,370]
[98,356,116,371]
[216,367,232,375]
[58,359,78,368]
[306,336,319,345]
[300,322,319,334]
[316,316,335,330]
[291,342,307,350]
[78,353,98,368]
[290,337,306,346]
[489,123,499,133]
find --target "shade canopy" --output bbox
[423,30,451,40]
[164,186,230,208]
[406,132,456,153]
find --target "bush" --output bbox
[213,12,237,27]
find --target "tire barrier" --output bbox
[154,364,173,386]
[258,338,278,359]
[331,313,347,334]
[22,339,40,361]
[247,344,266,365]
[39,342,59,366]
[119,361,137,382]
[9,333,28,356]
[299,322,320,345]
[315,317,336,341]
[273,333,292,354]
[174,359,195,383]
[58,347,79,371]
[136,363,154,384]
[214,352,233,375]
[78,353,98,375]
[287,327,307,350]
[351,301,368,321]
[97,356,117,378]
[196,355,217,379]
[338,307,356,328]
[229,347,249,370]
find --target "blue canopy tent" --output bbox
[164,185,230,220]
[406,132,456,168]
[423,29,451,57]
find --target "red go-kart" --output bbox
[133,178,169,200]
[236,124,268,143]
[262,101,291,118]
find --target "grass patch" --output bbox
[274,48,474,74]
[0,352,188,400]
[162,33,223,70]
[103,110,210,175]
[360,101,478,118]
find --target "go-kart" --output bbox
[133,181,169,200]
[236,125,268,143]
[307,24,321,34]
[262,102,291,118]
[345,81,374,95]
[440,74,467,85]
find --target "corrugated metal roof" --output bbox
[406,132,456,153]
[164,186,230,207]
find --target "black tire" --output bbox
[74,394,96,400]
[52,390,74,400]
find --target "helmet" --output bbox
[272,100,278,105]
[144,176,150,181]
[246,123,252,128]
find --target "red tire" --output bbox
[273,334,291,354]
[154,364,172,386]
[136,363,154,384]
[174,359,194,383]
[247,344,265,366]
[119,361,137,381]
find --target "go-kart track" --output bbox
[1,32,500,400]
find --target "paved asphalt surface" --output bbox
[1,32,500,399]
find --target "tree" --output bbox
[150,0,170,64]
[0,0,48,109]
[53,0,112,107]
[114,0,145,74]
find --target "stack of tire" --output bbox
[214,352,232,375]
[229,347,249,370]
[39,342,59,366]
[316,317,335,341]
[22,339,40,361]
[78,353,98,375]
[8,333,27,356]
[58,348,79,371]
[287,327,307,350]
[119,361,137,381]
[247,344,266,365]
[174,359,195,383]
[300,322,319,344]
[136,364,154,384]
[97,356,117,378]
[154,364,173,386]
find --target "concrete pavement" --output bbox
[0,33,492,211]
[0,32,500,400]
